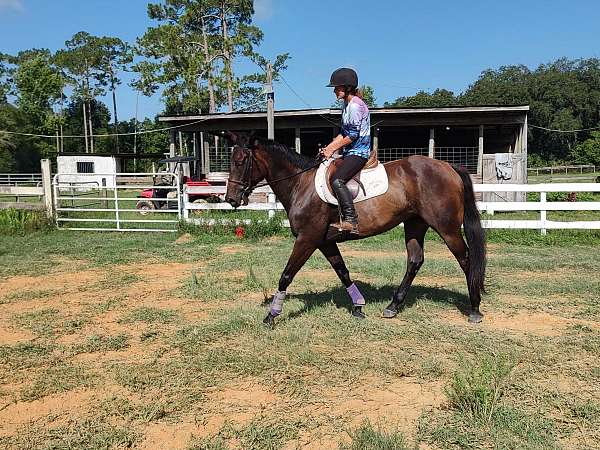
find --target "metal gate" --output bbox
[53,172,180,232]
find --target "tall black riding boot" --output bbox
[331,179,359,234]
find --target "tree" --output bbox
[385,88,458,108]
[55,32,108,153]
[94,36,133,151]
[134,0,289,114]
[12,49,64,128]
[0,53,12,104]
[571,130,600,166]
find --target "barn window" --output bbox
[77,162,94,173]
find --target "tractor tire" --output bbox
[136,200,156,215]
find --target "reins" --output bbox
[228,147,324,197]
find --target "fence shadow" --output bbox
[274,281,471,320]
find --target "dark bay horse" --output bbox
[224,134,486,328]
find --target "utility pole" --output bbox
[266,63,274,140]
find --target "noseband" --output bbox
[227,146,256,199]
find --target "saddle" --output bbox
[315,149,389,205]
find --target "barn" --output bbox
[159,105,529,201]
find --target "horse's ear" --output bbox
[221,131,239,144]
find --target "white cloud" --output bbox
[0,0,24,12]
[254,0,273,20]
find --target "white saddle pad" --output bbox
[315,158,389,205]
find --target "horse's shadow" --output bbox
[263,282,471,319]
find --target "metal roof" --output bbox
[159,105,530,123]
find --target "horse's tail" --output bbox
[453,165,487,294]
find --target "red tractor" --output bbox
[136,156,225,214]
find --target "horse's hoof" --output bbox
[352,306,366,319]
[468,311,483,323]
[263,313,275,329]
[382,308,398,319]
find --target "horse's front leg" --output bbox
[319,242,366,319]
[264,237,317,329]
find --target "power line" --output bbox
[0,100,266,139]
[529,124,600,133]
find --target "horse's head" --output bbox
[224,131,265,208]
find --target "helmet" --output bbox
[327,67,358,88]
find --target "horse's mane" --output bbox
[254,138,316,170]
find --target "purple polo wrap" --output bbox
[346,283,365,306]
[270,290,286,316]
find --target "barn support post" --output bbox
[428,128,435,158]
[169,130,176,172]
[478,125,484,176]
[200,132,206,175]
[373,127,379,153]
[295,127,301,154]
[41,159,54,219]
[193,132,201,178]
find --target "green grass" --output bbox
[0,208,52,235]
[20,363,95,401]
[0,418,138,450]
[1,226,599,448]
[445,354,516,425]
[340,421,408,450]
[70,333,130,355]
[118,306,178,324]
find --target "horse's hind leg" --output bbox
[439,228,483,323]
[383,218,428,318]
[319,242,366,319]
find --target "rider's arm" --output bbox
[322,134,353,158]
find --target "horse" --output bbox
[224,133,486,328]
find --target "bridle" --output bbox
[227,146,257,200]
[228,145,324,200]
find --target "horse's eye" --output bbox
[234,160,245,167]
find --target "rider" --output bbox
[320,67,371,234]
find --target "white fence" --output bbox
[53,172,180,232]
[0,163,52,214]
[528,165,597,176]
[185,183,600,234]
[0,173,42,186]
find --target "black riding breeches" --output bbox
[330,155,368,184]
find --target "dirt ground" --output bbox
[0,237,598,449]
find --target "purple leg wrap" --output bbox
[346,283,365,306]
[270,290,286,316]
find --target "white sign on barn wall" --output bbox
[57,156,118,189]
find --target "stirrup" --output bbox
[330,220,359,234]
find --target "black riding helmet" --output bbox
[327,67,358,88]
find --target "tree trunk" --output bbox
[82,100,89,153]
[87,100,94,153]
[221,4,234,112]
[110,65,119,152]
[201,15,217,113]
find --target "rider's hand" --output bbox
[320,146,336,159]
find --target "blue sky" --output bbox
[1,0,600,120]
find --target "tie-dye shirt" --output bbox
[340,96,371,159]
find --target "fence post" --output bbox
[540,191,547,236]
[41,159,54,219]
[183,185,189,222]
[268,193,276,220]
[114,183,120,231]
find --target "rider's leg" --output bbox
[330,155,367,233]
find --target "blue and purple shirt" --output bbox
[340,96,371,159]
